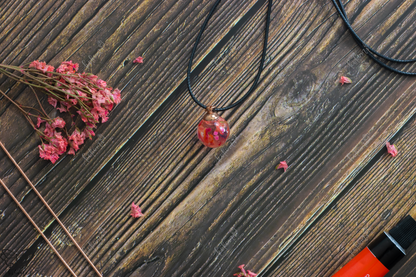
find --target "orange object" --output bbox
[332,247,389,277]
[332,213,416,277]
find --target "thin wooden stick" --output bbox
[0,178,77,277]
[0,141,103,277]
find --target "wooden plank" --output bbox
[0,0,35,35]
[266,114,416,276]
[0,0,259,274]
[15,0,416,276]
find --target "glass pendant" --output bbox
[197,107,229,148]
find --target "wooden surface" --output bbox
[0,0,415,276]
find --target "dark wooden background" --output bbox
[0,0,415,276]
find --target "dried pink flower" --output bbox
[36,117,46,128]
[51,117,66,129]
[130,202,144,218]
[276,161,288,172]
[50,132,68,155]
[386,142,398,157]
[56,61,79,74]
[68,129,86,155]
[234,264,257,277]
[238,265,246,275]
[48,96,58,108]
[43,123,55,138]
[0,59,122,163]
[339,76,352,85]
[29,60,54,73]
[112,88,121,104]
[133,56,143,64]
[38,143,60,164]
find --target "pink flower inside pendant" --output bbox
[197,106,230,148]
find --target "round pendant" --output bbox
[197,107,230,148]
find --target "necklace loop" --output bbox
[206,105,215,114]
[187,0,273,112]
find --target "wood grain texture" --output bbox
[0,0,259,274]
[0,0,415,276]
[267,114,416,277]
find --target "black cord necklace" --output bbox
[188,0,415,149]
[332,0,416,75]
[187,0,272,148]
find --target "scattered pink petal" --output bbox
[133,56,143,64]
[276,161,288,172]
[386,142,398,157]
[130,202,144,218]
[339,76,352,86]
[238,265,246,275]
[234,264,257,277]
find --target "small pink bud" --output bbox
[133,56,143,64]
[130,202,144,218]
[386,142,398,157]
[339,76,352,85]
[276,161,288,172]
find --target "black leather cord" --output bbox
[187,0,415,112]
[332,0,416,75]
[187,0,272,112]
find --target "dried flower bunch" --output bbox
[0,60,121,163]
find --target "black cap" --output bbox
[389,215,416,250]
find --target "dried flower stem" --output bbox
[29,86,51,120]
[0,89,46,134]
[0,88,29,115]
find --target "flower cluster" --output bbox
[0,60,122,163]
[234,264,257,277]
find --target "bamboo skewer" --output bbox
[0,178,77,277]
[0,141,102,277]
